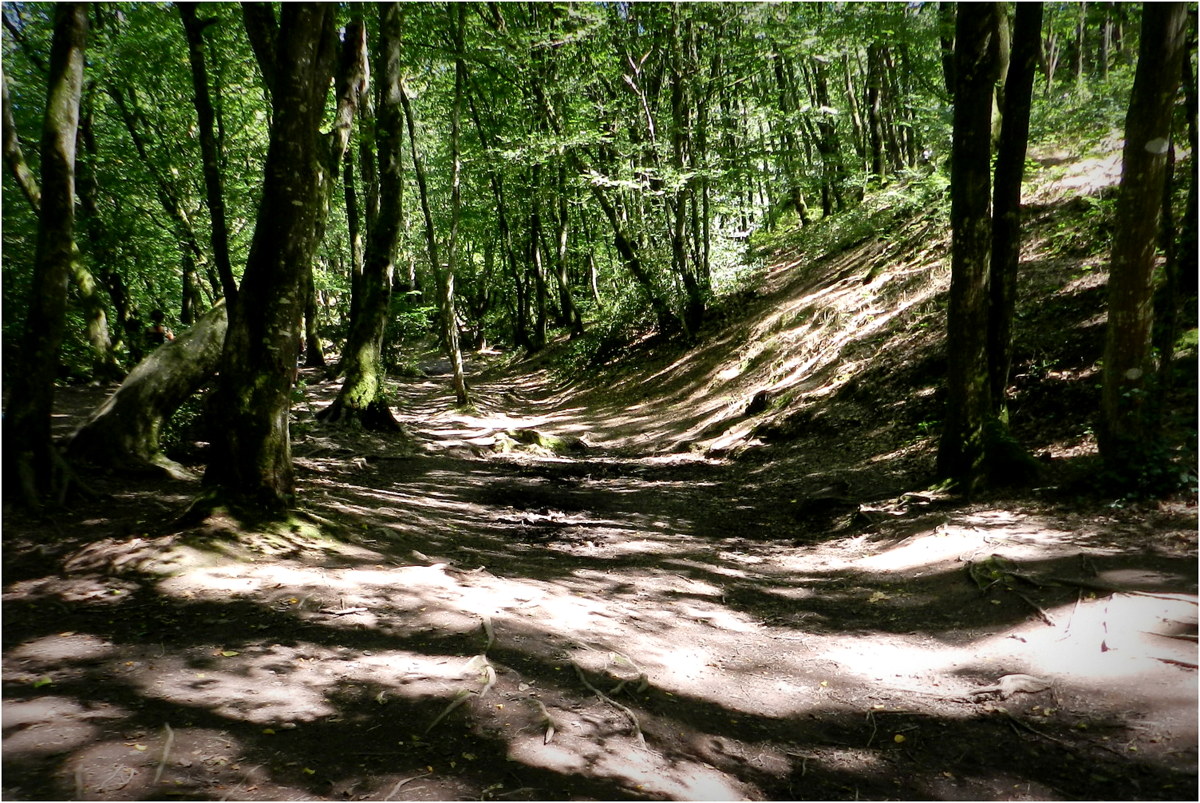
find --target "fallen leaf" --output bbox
[32,677,52,689]
[220,651,239,658]
[893,734,906,743]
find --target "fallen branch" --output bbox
[153,723,174,784]
[318,606,369,616]
[383,773,431,801]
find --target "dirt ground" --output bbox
[3,349,1197,801]
[4,152,1198,800]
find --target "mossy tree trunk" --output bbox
[68,303,227,477]
[5,73,121,382]
[1099,2,1188,483]
[202,4,336,513]
[2,3,87,506]
[937,2,1003,493]
[320,2,404,430]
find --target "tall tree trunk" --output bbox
[7,75,120,381]
[202,4,336,513]
[445,6,470,405]
[555,165,584,337]
[320,2,404,428]
[1073,1,1088,91]
[937,2,1003,494]
[866,43,886,179]
[303,268,326,368]
[528,166,548,351]
[938,2,957,97]
[988,2,1043,415]
[1099,2,1188,484]
[401,74,469,406]
[178,3,237,308]
[1177,32,1197,300]
[2,3,87,506]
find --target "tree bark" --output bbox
[320,1,404,429]
[937,2,1003,493]
[202,4,336,512]
[988,2,1042,414]
[2,2,87,506]
[69,303,227,477]
[178,3,237,308]
[6,75,120,380]
[401,75,469,406]
[1099,2,1188,483]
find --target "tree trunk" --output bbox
[2,3,87,506]
[938,2,957,97]
[303,267,326,368]
[1099,2,1188,484]
[320,2,403,429]
[178,3,237,309]
[555,165,584,337]
[202,4,336,512]
[401,74,469,406]
[69,303,227,477]
[7,75,120,381]
[988,2,1042,415]
[937,2,1003,494]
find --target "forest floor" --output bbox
[3,151,1198,801]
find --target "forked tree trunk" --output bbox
[2,3,87,506]
[202,4,336,512]
[69,303,227,477]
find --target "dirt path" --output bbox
[3,361,1197,801]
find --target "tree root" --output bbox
[573,661,645,745]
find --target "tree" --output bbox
[1099,2,1188,486]
[401,65,469,407]
[937,2,1003,493]
[2,3,87,505]
[319,2,404,430]
[988,2,1043,414]
[201,4,336,513]
[178,3,236,308]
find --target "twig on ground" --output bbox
[153,723,174,784]
[383,773,431,801]
[482,614,495,653]
[531,698,557,744]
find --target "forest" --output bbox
[2,2,1197,801]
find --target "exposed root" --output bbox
[573,661,645,745]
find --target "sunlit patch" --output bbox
[9,633,116,664]
[2,698,110,761]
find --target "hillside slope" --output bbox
[485,141,1196,506]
